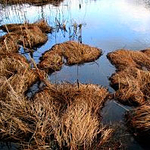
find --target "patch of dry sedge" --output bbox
[33,83,112,149]
[126,104,150,138]
[0,33,20,54]
[107,49,150,106]
[0,19,52,33]
[107,49,150,71]
[0,20,51,53]
[0,81,112,149]
[38,41,102,72]
[0,54,43,95]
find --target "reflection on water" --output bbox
[1,0,150,149]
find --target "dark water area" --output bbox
[1,0,150,149]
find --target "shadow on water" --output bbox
[1,0,150,149]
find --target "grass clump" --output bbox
[126,104,150,138]
[107,49,150,106]
[0,20,51,54]
[33,83,112,149]
[0,85,59,149]
[38,41,102,73]
[0,19,52,33]
[107,49,150,71]
[0,54,43,95]
[0,33,20,54]
[0,81,112,149]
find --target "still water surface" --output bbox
[1,0,150,149]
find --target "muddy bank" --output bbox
[107,49,150,106]
[38,41,102,73]
[0,0,64,6]
[0,82,112,149]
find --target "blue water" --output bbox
[1,0,150,149]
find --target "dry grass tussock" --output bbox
[0,86,60,149]
[110,67,150,105]
[33,83,112,149]
[0,54,43,95]
[126,104,150,138]
[38,41,102,72]
[0,82,113,149]
[0,19,52,33]
[0,0,63,6]
[107,49,150,71]
[0,20,51,54]
[15,25,48,48]
[0,33,19,54]
[107,49,150,106]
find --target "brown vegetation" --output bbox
[0,19,52,33]
[38,41,102,72]
[0,33,20,54]
[107,49,150,106]
[126,104,150,138]
[0,0,64,6]
[0,20,51,54]
[33,83,112,149]
[15,25,48,48]
[0,53,43,95]
[0,80,112,149]
[107,49,150,71]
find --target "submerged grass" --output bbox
[38,41,102,73]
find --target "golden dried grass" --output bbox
[0,53,29,77]
[61,41,102,65]
[38,51,63,72]
[60,101,113,150]
[33,83,112,149]
[107,49,150,70]
[126,104,150,137]
[0,20,52,33]
[0,83,60,149]
[38,41,102,72]
[0,20,50,54]
[0,81,112,149]
[107,49,150,106]
[110,67,147,105]
[15,25,48,48]
[0,54,42,95]
[0,33,20,54]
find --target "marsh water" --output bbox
[1,0,150,149]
